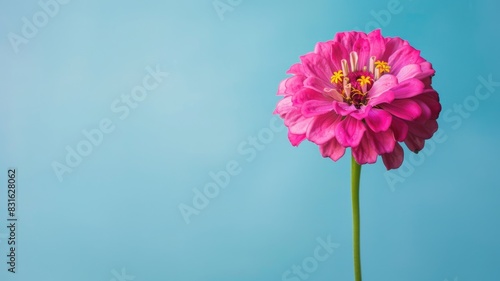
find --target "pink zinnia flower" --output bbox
[274,30,441,169]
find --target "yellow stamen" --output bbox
[357,75,371,86]
[330,70,344,84]
[374,60,391,74]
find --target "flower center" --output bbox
[329,52,391,109]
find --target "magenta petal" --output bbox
[396,64,423,82]
[370,129,395,154]
[407,120,438,139]
[334,31,365,50]
[306,113,342,144]
[274,97,293,116]
[314,41,342,71]
[417,61,435,79]
[330,42,349,69]
[352,135,378,164]
[380,99,422,121]
[277,79,288,96]
[349,105,371,120]
[369,74,398,97]
[286,63,303,75]
[368,91,394,107]
[388,45,422,75]
[335,116,366,147]
[284,110,312,134]
[367,74,397,105]
[293,88,326,105]
[382,142,404,170]
[365,108,392,132]
[390,117,409,142]
[303,76,330,93]
[421,88,440,100]
[389,78,425,99]
[404,133,425,153]
[414,91,441,119]
[320,137,346,161]
[288,131,306,146]
[277,75,305,96]
[414,99,432,121]
[353,38,371,70]
[367,29,385,60]
[301,100,334,117]
[300,53,333,81]
[397,63,435,82]
[303,77,342,101]
[332,101,357,116]
[381,37,408,61]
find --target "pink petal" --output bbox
[404,133,425,153]
[407,120,438,139]
[353,38,371,70]
[303,77,342,101]
[382,142,404,170]
[284,109,312,134]
[421,76,433,89]
[380,99,422,121]
[286,63,303,75]
[330,42,349,69]
[370,129,396,154]
[332,101,357,116]
[273,96,293,116]
[414,91,441,119]
[301,100,334,117]
[396,64,423,82]
[306,113,342,144]
[349,105,371,120]
[418,61,435,79]
[389,78,425,99]
[421,88,439,99]
[413,99,432,121]
[314,41,342,71]
[365,108,392,132]
[288,131,306,146]
[381,36,408,61]
[292,88,327,105]
[390,117,409,142]
[320,137,346,161]
[277,75,305,96]
[368,92,395,107]
[388,45,422,75]
[367,29,385,61]
[307,41,350,73]
[352,134,378,164]
[300,53,333,81]
[277,79,288,96]
[334,31,366,51]
[367,74,397,105]
[397,63,435,82]
[335,116,366,147]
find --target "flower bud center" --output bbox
[329,52,391,109]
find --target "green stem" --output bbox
[351,155,362,281]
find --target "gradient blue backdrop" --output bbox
[1,0,499,280]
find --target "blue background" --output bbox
[1,0,499,280]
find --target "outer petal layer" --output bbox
[320,138,346,161]
[335,116,366,147]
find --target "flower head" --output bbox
[274,30,441,169]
